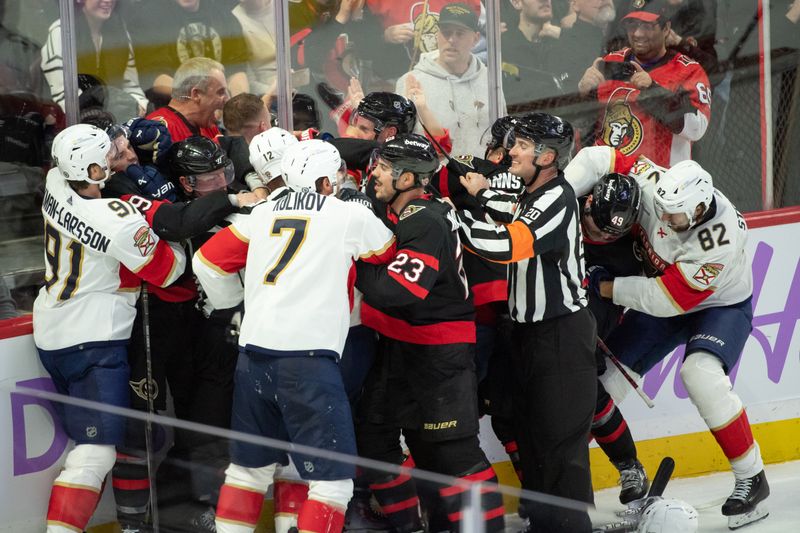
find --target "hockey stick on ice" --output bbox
[140,285,160,532]
[596,337,655,409]
[592,457,676,532]
[646,456,675,498]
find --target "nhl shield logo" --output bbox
[304,461,315,473]
[86,426,98,438]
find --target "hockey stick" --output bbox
[592,457,676,532]
[596,337,655,409]
[140,285,160,532]
[646,456,675,498]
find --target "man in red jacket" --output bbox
[147,57,229,142]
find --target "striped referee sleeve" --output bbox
[476,189,520,223]
[457,210,534,264]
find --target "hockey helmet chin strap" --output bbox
[388,168,427,213]
[521,142,557,188]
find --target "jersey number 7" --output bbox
[264,217,309,285]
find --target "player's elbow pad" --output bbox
[679,111,708,141]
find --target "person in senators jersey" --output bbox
[567,146,770,530]
[577,0,711,167]
[354,134,505,533]
[193,140,395,533]
[33,124,186,533]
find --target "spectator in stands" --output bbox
[0,1,46,96]
[610,0,720,85]
[396,3,504,157]
[147,57,229,142]
[555,0,617,94]
[231,0,277,95]
[501,0,564,112]
[219,92,269,184]
[41,0,148,115]
[577,1,711,166]
[367,0,483,80]
[124,0,250,108]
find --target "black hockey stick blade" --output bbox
[647,456,675,498]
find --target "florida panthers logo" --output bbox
[601,87,643,155]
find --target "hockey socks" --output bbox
[438,464,505,533]
[46,444,115,532]
[503,440,524,482]
[369,456,423,533]
[274,480,310,533]
[297,499,346,533]
[592,395,637,465]
[216,464,274,533]
[112,451,150,515]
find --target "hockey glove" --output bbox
[585,265,613,299]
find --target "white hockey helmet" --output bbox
[248,128,298,180]
[653,160,714,228]
[637,498,699,533]
[280,139,346,193]
[52,124,113,184]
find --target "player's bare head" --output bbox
[168,136,234,197]
[654,160,713,232]
[280,139,346,195]
[52,124,114,193]
[583,173,641,242]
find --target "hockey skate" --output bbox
[722,470,769,529]
[614,459,650,504]
[344,488,392,533]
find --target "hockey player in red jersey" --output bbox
[354,134,506,533]
[33,124,186,533]
[578,1,711,166]
[569,146,770,529]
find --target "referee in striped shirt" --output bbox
[456,112,597,533]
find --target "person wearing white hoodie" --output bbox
[396,3,506,157]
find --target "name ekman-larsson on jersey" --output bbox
[42,187,111,252]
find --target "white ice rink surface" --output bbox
[591,460,800,532]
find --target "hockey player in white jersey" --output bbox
[193,140,395,533]
[566,146,769,529]
[33,124,186,533]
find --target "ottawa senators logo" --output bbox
[601,87,643,156]
[411,3,440,54]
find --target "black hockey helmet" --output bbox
[355,92,417,136]
[167,136,234,192]
[480,115,517,165]
[513,112,574,168]
[375,133,439,187]
[590,173,642,236]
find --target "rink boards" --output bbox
[1,208,799,531]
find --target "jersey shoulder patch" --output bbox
[691,262,725,286]
[399,204,426,220]
[455,154,475,169]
